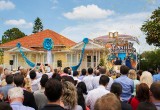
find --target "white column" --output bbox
[77,52,79,64]
[36,54,38,63]
[98,50,100,63]
[16,53,18,69]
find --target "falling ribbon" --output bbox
[16,43,35,67]
[71,38,89,71]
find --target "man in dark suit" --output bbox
[14,74,37,110]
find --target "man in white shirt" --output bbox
[86,75,110,110]
[29,70,41,92]
[92,67,113,91]
[82,68,94,91]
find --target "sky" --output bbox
[0,0,160,52]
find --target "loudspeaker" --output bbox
[57,60,62,67]
[9,60,13,65]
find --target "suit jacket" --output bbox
[23,90,38,110]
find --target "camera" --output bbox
[37,63,41,66]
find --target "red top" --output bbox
[130,97,140,110]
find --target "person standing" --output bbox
[8,87,35,110]
[41,79,64,110]
[86,75,110,110]
[153,66,160,82]
[114,65,134,102]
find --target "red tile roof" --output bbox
[0,29,76,49]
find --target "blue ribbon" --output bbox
[71,38,89,71]
[16,43,35,67]
[43,38,54,51]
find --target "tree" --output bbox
[32,17,43,33]
[2,28,26,44]
[99,58,105,66]
[139,49,160,70]
[141,7,160,46]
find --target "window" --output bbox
[87,56,91,67]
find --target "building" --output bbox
[0,29,104,70]
[94,33,139,60]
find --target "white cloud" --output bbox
[0,0,15,10]
[50,0,58,9]
[61,12,154,52]
[63,4,114,20]
[5,19,33,28]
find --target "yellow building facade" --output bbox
[0,29,104,70]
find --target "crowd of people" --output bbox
[0,64,160,110]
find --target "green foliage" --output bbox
[99,58,105,66]
[140,49,160,70]
[2,28,26,44]
[141,7,160,46]
[32,17,43,33]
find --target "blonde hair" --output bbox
[19,69,32,92]
[94,93,121,110]
[62,81,77,110]
[20,69,28,78]
[140,71,153,88]
[128,69,137,80]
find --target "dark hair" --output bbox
[73,71,79,76]
[150,82,160,100]
[137,102,157,110]
[88,68,93,75]
[45,79,63,102]
[40,74,48,87]
[99,75,109,86]
[110,82,122,97]
[14,74,24,87]
[62,76,75,85]
[136,83,149,102]
[6,74,13,84]
[120,65,129,75]
[54,69,58,74]
[29,70,36,79]
[63,67,68,74]
[52,73,62,81]
[81,69,86,76]
[77,88,86,110]
[0,102,12,110]
[99,67,106,74]
[77,82,87,95]
[137,70,143,80]
[148,68,155,75]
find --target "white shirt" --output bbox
[86,85,110,110]
[106,77,114,91]
[73,76,81,83]
[92,75,113,91]
[92,75,101,89]
[82,75,94,91]
[31,78,41,92]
